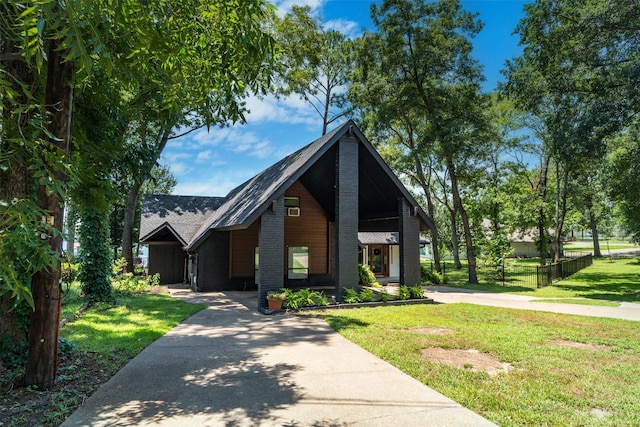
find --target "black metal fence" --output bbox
[435,252,593,289]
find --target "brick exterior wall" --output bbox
[398,198,421,286]
[258,195,285,309]
[334,135,359,300]
[196,231,230,291]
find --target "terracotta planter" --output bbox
[267,298,284,310]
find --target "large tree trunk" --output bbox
[0,15,33,366]
[122,179,144,273]
[590,210,602,257]
[425,193,442,273]
[553,164,569,262]
[536,156,550,266]
[413,154,441,272]
[122,129,172,273]
[25,40,74,389]
[447,159,477,284]
[449,207,462,269]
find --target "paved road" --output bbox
[427,286,640,321]
[62,290,496,427]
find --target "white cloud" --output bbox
[324,18,361,39]
[169,162,188,176]
[172,169,258,197]
[273,0,325,17]
[191,128,225,147]
[243,94,318,127]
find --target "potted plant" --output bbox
[266,290,287,310]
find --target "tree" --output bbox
[352,0,488,283]
[1,0,276,388]
[118,0,277,273]
[608,121,640,242]
[274,5,354,135]
[504,0,640,250]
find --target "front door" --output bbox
[369,245,389,277]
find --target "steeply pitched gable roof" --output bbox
[140,195,226,245]
[141,120,430,251]
[185,123,348,249]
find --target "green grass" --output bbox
[61,293,205,357]
[315,304,640,426]
[564,238,637,252]
[436,258,640,305]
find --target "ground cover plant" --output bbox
[0,290,204,426]
[316,304,640,426]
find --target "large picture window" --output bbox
[288,246,309,279]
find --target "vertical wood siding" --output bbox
[229,180,329,279]
[284,181,329,275]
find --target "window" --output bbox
[284,196,299,207]
[288,246,309,279]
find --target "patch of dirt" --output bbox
[0,351,125,426]
[550,339,610,350]
[422,347,514,376]
[409,327,454,335]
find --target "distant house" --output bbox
[140,121,430,308]
[508,228,562,258]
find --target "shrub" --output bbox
[398,285,410,300]
[282,289,329,309]
[420,262,442,284]
[343,287,360,303]
[408,285,424,299]
[112,258,160,294]
[311,290,329,306]
[379,289,393,302]
[359,287,375,302]
[358,264,376,285]
[60,261,79,284]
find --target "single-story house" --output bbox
[508,228,563,258]
[140,120,430,309]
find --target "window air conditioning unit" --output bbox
[287,207,300,217]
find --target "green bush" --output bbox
[359,287,375,302]
[358,264,376,285]
[408,285,424,299]
[379,289,393,302]
[343,287,360,303]
[282,288,329,309]
[112,258,160,294]
[420,262,443,284]
[398,285,410,300]
[61,261,79,284]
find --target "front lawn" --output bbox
[316,304,640,426]
[1,290,205,426]
[437,258,640,305]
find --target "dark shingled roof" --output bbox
[185,123,347,249]
[139,195,226,245]
[141,120,431,250]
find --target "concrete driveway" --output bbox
[62,290,495,427]
[427,286,640,321]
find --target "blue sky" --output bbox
[162,0,528,197]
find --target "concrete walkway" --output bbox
[427,286,640,321]
[62,290,496,427]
